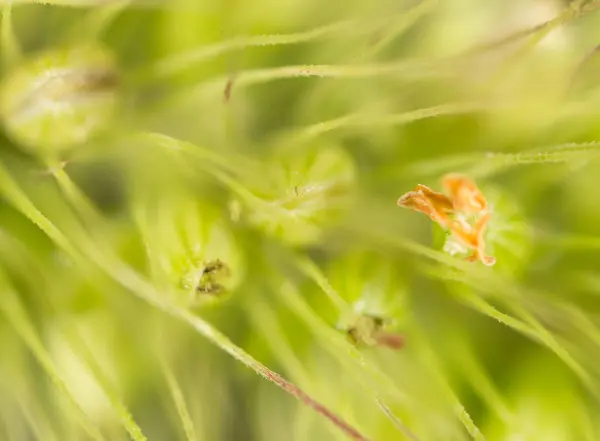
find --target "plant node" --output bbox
[345,314,404,350]
[194,259,232,297]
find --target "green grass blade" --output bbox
[140,20,357,82]
[64,0,131,41]
[360,0,438,60]
[296,102,490,140]
[1,2,21,71]
[0,269,106,441]
[160,361,199,441]
[0,160,373,441]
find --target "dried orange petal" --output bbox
[398,175,496,266]
[442,173,488,214]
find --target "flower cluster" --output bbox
[345,314,405,350]
[397,173,496,266]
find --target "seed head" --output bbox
[0,44,119,155]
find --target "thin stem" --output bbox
[0,269,106,441]
[6,354,61,441]
[296,102,490,140]
[293,254,350,313]
[361,0,438,60]
[0,161,372,441]
[375,399,420,441]
[464,0,600,57]
[153,60,447,117]
[160,360,199,441]
[0,201,146,441]
[47,159,105,227]
[355,220,598,391]
[248,295,313,386]
[506,301,596,391]
[452,342,514,425]
[137,20,356,82]
[1,3,21,70]
[136,132,248,176]
[389,141,600,181]
[271,279,418,437]
[411,325,485,441]
[64,0,131,42]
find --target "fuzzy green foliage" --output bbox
[2,1,600,441]
[0,43,119,153]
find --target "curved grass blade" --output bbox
[2,349,61,441]
[248,296,352,441]
[0,269,106,441]
[296,102,490,140]
[64,0,131,41]
[354,220,598,393]
[0,162,373,441]
[139,20,357,82]
[0,2,21,70]
[360,0,438,60]
[269,278,418,436]
[392,141,600,180]
[0,231,147,441]
[159,360,199,441]
[415,336,485,441]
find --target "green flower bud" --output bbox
[0,44,119,155]
[236,142,356,247]
[137,190,243,308]
[326,251,407,349]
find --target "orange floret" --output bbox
[397,174,496,266]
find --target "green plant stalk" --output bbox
[47,159,106,228]
[248,296,313,387]
[505,301,595,390]
[485,0,586,89]
[0,3,20,70]
[155,60,447,118]
[137,132,251,178]
[248,296,351,441]
[375,399,420,441]
[299,0,437,122]
[53,314,148,441]
[139,19,357,82]
[453,340,514,425]
[431,265,597,393]
[463,0,600,57]
[160,360,200,441]
[271,280,421,440]
[411,326,485,441]
[275,279,409,402]
[64,0,132,42]
[0,268,106,441]
[295,102,490,140]
[292,256,482,441]
[393,141,600,181]
[354,224,598,395]
[4,351,61,441]
[253,294,416,439]
[0,228,147,441]
[0,161,373,441]
[359,0,438,60]
[293,254,350,313]
[131,1,600,127]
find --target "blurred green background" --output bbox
[2,1,600,440]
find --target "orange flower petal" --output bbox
[398,175,496,266]
[442,173,488,214]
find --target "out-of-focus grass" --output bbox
[2,1,600,440]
